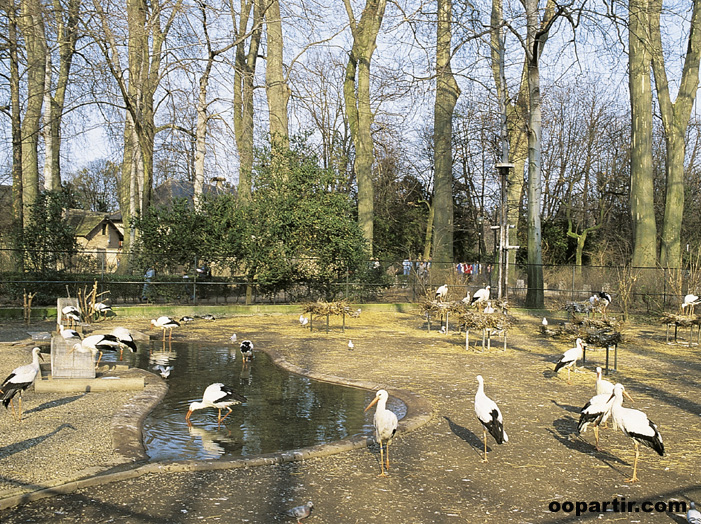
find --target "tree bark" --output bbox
[265,0,290,147]
[18,0,47,219]
[650,0,701,268]
[233,0,263,201]
[343,0,387,256]
[629,0,656,267]
[432,0,459,275]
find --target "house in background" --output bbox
[65,209,124,271]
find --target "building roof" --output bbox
[65,209,123,240]
[152,178,235,207]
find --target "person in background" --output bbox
[142,266,155,302]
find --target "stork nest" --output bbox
[419,300,468,316]
[302,300,353,317]
[563,301,593,316]
[541,317,623,348]
[458,310,517,331]
[659,313,701,327]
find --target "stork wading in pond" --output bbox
[151,316,180,342]
[554,338,586,384]
[365,389,398,476]
[186,382,247,427]
[610,383,664,482]
[471,285,490,306]
[578,387,633,450]
[435,284,449,302]
[474,375,508,462]
[0,347,43,421]
[111,327,138,359]
[240,340,254,363]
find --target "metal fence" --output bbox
[0,248,698,313]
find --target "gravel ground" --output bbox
[0,311,699,523]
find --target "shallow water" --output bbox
[124,341,406,461]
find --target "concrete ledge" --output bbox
[35,376,145,393]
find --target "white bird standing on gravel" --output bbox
[0,347,43,421]
[474,375,508,462]
[610,383,664,482]
[365,389,398,476]
[554,338,586,384]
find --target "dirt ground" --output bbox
[0,307,699,523]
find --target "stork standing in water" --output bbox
[365,389,398,476]
[471,285,490,306]
[610,383,664,482]
[111,327,138,359]
[474,375,508,462]
[554,338,586,384]
[151,316,180,342]
[435,284,449,302]
[1,347,43,421]
[240,340,254,363]
[186,382,247,427]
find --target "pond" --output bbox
[123,341,406,461]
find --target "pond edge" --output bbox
[0,345,434,510]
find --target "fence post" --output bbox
[571,264,575,301]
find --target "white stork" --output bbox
[462,292,471,304]
[151,316,180,341]
[554,338,586,384]
[474,375,508,462]
[61,305,81,327]
[111,326,138,359]
[94,302,112,320]
[590,291,612,316]
[595,366,614,396]
[578,387,632,450]
[186,382,246,427]
[240,340,254,362]
[58,324,81,340]
[365,389,398,476]
[610,383,664,482]
[286,501,314,523]
[688,502,701,524]
[435,284,449,302]
[471,285,490,306]
[0,347,43,421]
[682,294,700,316]
[483,301,495,314]
[72,334,121,367]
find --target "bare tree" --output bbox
[343,0,387,255]
[650,0,701,268]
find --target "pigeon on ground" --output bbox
[286,501,313,523]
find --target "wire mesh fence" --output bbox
[0,248,698,314]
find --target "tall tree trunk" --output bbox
[343,0,386,256]
[524,0,544,308]
[432,0,459,276]
[43,0,81,191]
[6,0,24,270]
[265,0,290,147]
[233,0,263,201]
[18,0,47,219]
[629,0,656,267]
[650,0,701,268]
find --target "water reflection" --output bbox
[131,341,406,461]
